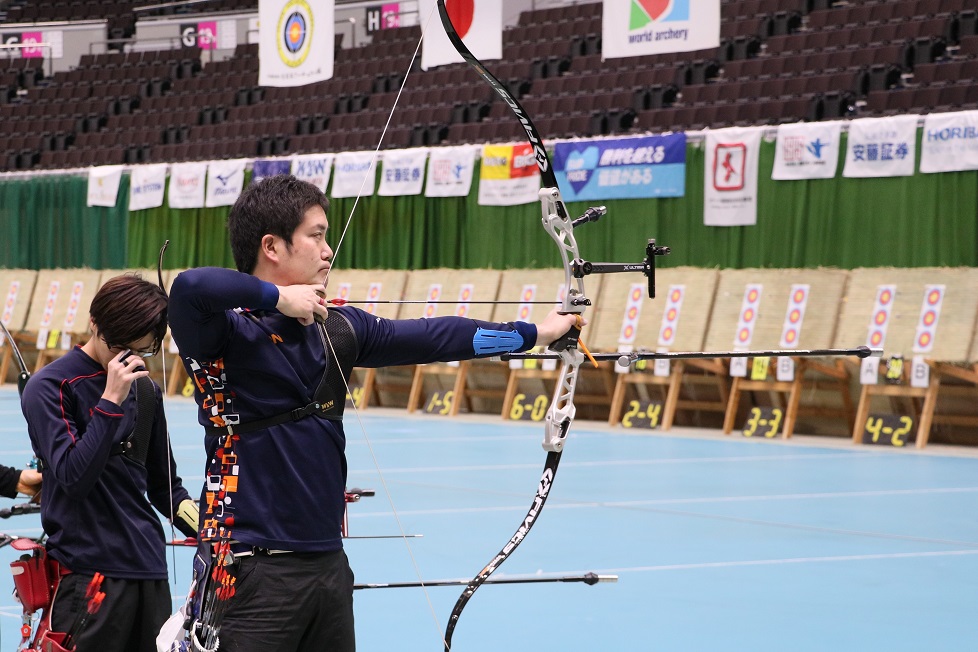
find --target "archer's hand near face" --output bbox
[276,284,330,326]
[16,469,41,497]
[535,309,587,348]
[103,350,149,406]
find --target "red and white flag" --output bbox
[420,0,501,70]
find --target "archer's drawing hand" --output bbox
[277,284,330,326]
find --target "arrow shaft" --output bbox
[355,573,617,590]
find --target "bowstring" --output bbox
[319,3,447,647]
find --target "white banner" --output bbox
[602,0,720,59]
[843,115,918,178]
[477,143,541,207]
[919,110,978,173]
[168,162,208,209]
[128,163,168,211]
[86,165,124,207]
[772,121,842,180]
[291,153,334,192]
[704,127,762,227]
[378,148,428,196]
[425,145,477,197]
[331,152,377,198]
[420,0,501,69]
[205,159,247,208]
[258,0,333,87]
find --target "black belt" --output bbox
[207,400,340,436]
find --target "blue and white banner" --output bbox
[378,148,428,196]
[553,133,686,201]
[843,115,919,178]
[252,159,291,185]
[168,162,207,209]
[704,127,763,227]
[331,151,377,198]
[602,0,720,59]
[772,121,842,180]
[919,110,978,173]
[205,159,247,208]
[86,165,124,207]
[258,0,333,87]
[128,163,168,211]
[291,153,334,192]
[425,145,477,197]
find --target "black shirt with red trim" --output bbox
[20,347,193,579]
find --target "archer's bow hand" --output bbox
[535,309,587,350]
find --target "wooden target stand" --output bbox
[850,363,940,449]
[0,270,38,388]
[24,270,101,374]
[608,358,731,429]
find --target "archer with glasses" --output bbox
[19,274,199,652]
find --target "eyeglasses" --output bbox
[103,336,160,359]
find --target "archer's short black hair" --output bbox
[90,274,168,351]
[227,175,330,274]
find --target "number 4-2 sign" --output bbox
[863,414,915,447]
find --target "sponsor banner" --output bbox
[704,126,762,227]
[365,3,405,33]
[378,148,428,196]
[919,110,978,173]
[553,133,686,201]
[259,0,334,87]
[425,145,477,197]
[252,159,292,185]
[179,20,235,50]
[843,115,918,178]
[128,163,168,211]
[331,151,377,198]
[1,30,64,58]
[420,0,501,69]
[772,121,842,180]
[86,165,124,207]
[291,153,334,192]
[602,0,720,59]
[168,162,208,209]
[205,159,247,207]
[477,143,541,206]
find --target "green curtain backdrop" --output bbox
[0,135,975,272]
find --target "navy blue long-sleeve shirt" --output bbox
[169,267,537,552]
[20,347,193,579]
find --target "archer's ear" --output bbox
[259,234,279,263]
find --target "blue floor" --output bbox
[0,386,976,651]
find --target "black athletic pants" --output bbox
[219,548,355,652]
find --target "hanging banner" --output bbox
[378,148,428,196]
[258,0,334,87]
[602,0,720,59]
[919,110,978,173]
[205,159,247,208]
[772,121,842,180]
[168,162,208,209]
[292,153,334,192]
[704,127,762,227]
[252,159,292,185]
[843,115,918,178]
[553,133,686,201]
[425,145,477,197]
[128,163,168,211]
[420,0,501,70]
[477,143,541,207]
[331,151,377,198]
[86,165,124,207]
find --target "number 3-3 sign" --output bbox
[863,414,915,447]
[741,406,783,438]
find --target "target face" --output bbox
[277,0,314,68]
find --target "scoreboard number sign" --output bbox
[621,400,663,429]
[741,406,783,438]
[862,414,915,447]
[509,393,549,421]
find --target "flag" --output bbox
[602,0,720,59]
[425,145,477,197]
[128,163,168,211]
[378,148,428,196]
[258,0,333,87]
[168,162,208,209]
[919,110,978,173]
[86,165,124,207]
[420,0,501,70]
[477,143,541,206]
[704,127,762,226]
[843,115,918,178]
[331,152,377,198]
[205,159,247,207]
[772,121,842,180]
